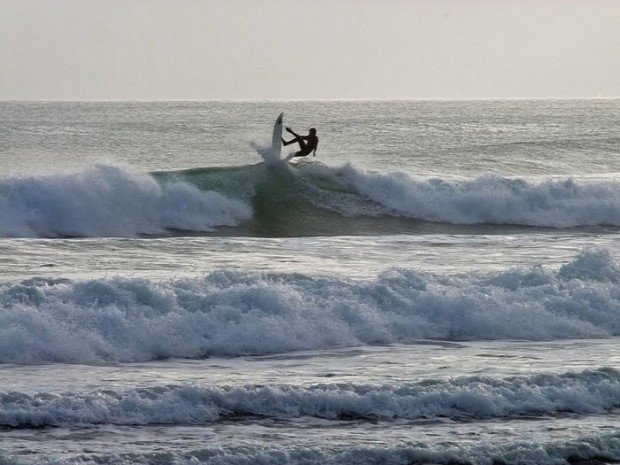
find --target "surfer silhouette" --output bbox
[282,127,318,157]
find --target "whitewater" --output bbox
[0,99,619,465]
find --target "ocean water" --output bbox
[0,99,619,465]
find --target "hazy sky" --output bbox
[1,0,619,100]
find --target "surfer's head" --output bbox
[309,128,317,135]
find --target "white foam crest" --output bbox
[0,165,252,237]
[1,369,617,427]
[0,249,618,364]
[335,164,620,227]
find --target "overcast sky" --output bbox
[1,0,619,100]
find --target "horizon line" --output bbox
[1,96,619,103]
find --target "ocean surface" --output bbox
[0,99,619,465]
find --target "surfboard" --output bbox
[272,112,284,159]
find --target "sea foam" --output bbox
[1,435,618,465]
[1,369,617,427]
[0,249,618,364]
[1,434,617,465]
[0,165,251,237]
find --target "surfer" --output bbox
[282,127,318,157]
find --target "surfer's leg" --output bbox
[282,136,302,146]
[283,137,307,152]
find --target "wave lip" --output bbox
[1,369,617,428]
[0,249,618,365]
[0,165,251,237]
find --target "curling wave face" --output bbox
[0,249,618,364]
[1,163,620,238]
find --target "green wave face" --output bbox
[152,161,420,237]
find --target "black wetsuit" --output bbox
[283,132,318,157]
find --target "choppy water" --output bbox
[0,100,619,465]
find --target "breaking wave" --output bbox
[343,165,620,227]
[166,161,620,233]
[0,165,251,237]
[0,249,618,364]
[1,162,619,238]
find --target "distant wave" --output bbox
[1,369,617,427]
[0,165,251,237]
[1,163,619,238]
[1,249,618,364]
